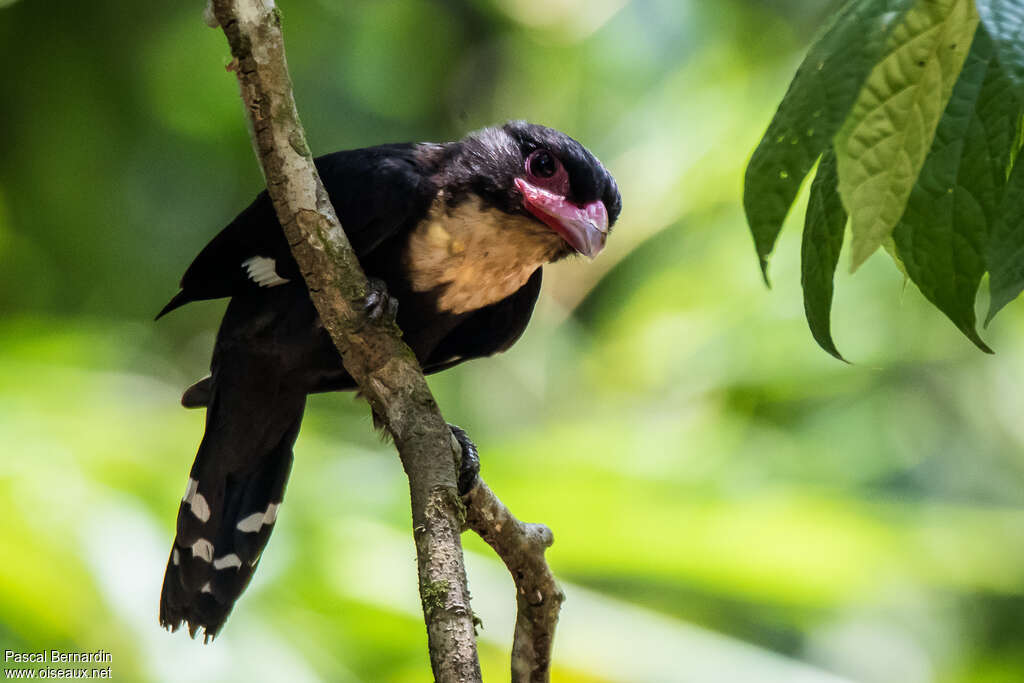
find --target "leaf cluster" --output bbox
[744,0,1024,358]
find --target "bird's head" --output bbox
[441,121,622,260]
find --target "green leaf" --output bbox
[835,0,979,271]
[743,0,914,284]
[972,52,1024,185]
[977,0,1024,102]
[987,154,1024,320]
[881,236,910,279]
[891,29,1005,353]
[801,148,848,361]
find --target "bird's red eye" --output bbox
[524,149,569,196]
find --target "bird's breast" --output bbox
[404,195,562,315]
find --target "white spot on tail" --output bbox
[191,539,214,563]
[182,478,198,503]
[236,502,281,533]
[200,582,212,594]
[236,513,263,533]
[264,503,280,525]
[242,256,290,287]
[190,493,211,523]
[172,548,180,566]
[213,553,242,570]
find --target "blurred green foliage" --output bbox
[3,0,1024,681]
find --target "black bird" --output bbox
[157,121,621,641]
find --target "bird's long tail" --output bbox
[159,356,305,641]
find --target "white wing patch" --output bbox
[242,256,290,287]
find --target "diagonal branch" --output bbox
[206,1,480,680]
[206,3,565,681]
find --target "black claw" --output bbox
[363,278,398,323]
[449,423,480,495]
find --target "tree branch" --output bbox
[206,1,480,680]
[207,3,565,680]
[463,482,564,682]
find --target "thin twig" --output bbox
[206,1,480,679]
[464,481,565,682]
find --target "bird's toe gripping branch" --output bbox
[448,424,480,496]
[363,277,399,324]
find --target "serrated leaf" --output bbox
[891,29,1003,353]
[987,152,1024,321]
[801,148,848,361]
[743,0,914,284]
[835,0,979,271]
[977,0,1024,103]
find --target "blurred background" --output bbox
[3,0,1024,681]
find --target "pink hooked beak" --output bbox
[514,177,609,259]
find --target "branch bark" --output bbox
[207,2,479,680]
[206,2,564,680]
[464,482,564,682]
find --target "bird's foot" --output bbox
[363,277,398,324]
[449,424,480,496]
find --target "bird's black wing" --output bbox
[175,270,545,404]
[157,144,438,318]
